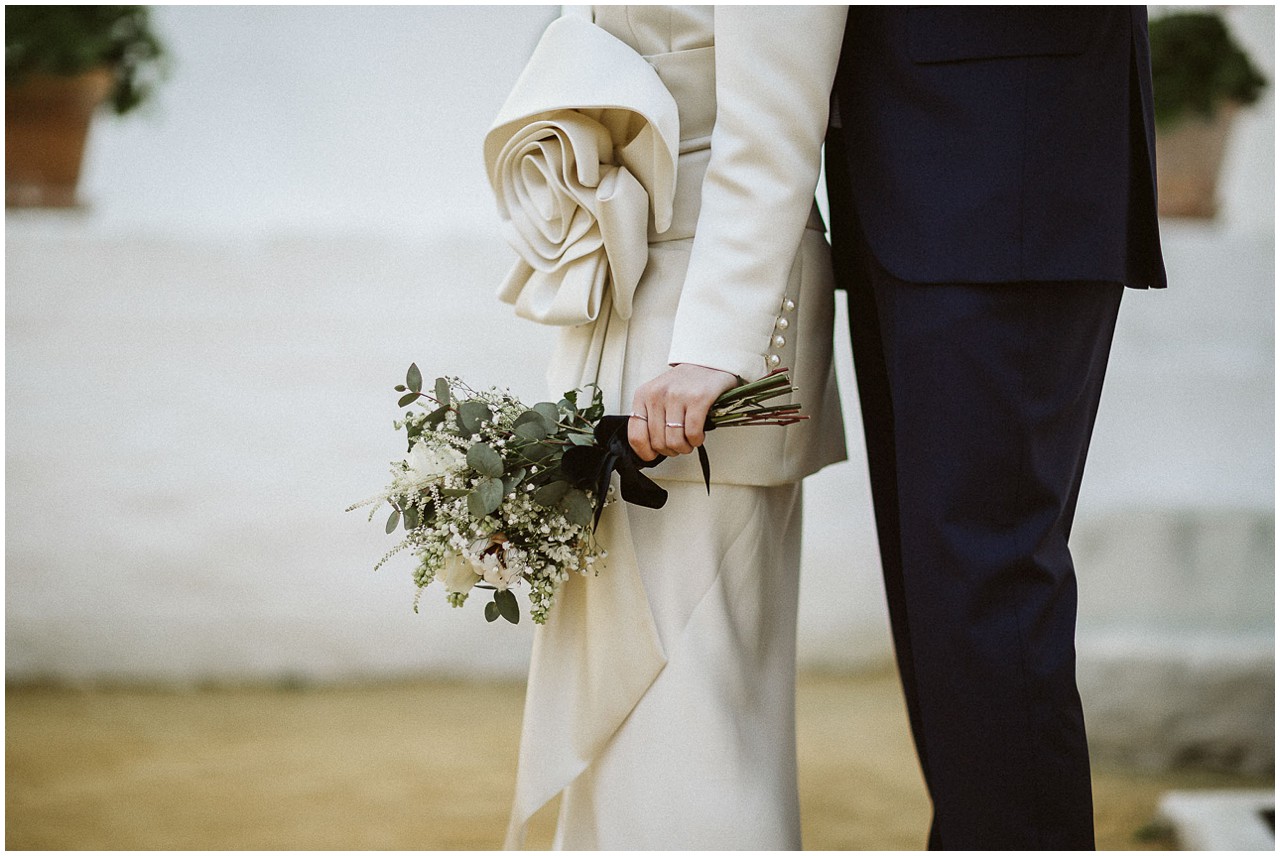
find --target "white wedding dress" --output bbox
[485,6,849,850]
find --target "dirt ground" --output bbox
[6,671,1270,850]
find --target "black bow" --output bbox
[561,415,714,531]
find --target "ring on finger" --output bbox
[665,421,684,428]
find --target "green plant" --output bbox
[1149,11,1267,130]
[5,5,165,115]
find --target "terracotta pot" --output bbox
[1155,102,1239,219]
[6,68,114,208]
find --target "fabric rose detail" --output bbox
[484,14,680,327]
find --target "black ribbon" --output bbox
[561,415,714,531]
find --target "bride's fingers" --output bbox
[647,401,670,457]
[628,409,658,462]
[684,401,710,448]
[662,406,694,456]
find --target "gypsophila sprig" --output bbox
[351,364,805,625]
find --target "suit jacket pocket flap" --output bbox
[908,7,1093,64]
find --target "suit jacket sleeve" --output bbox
[665,5,847,382]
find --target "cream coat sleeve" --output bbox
[666,5,847,382]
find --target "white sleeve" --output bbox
[666,5,847,382]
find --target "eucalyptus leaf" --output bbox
[534,480,570,507]
[398,392,420,408]
[467,477,504,518]
[495,588,520,624]
[513,410,544,430]
[385,509,401,534]
[581,385,605,419]
[484,601,500,622]
[403,507,420,530]
[514,420,548,442]
[533,401,560,428]
[560,489,594,528]
[459,400,493,434]
[394,384,407,392]
[568,432,595,446]
[434,377,451,406]
[406,363,423,393]
[466,443,504,478]
[440,488,470,498]
[522,442,554,462]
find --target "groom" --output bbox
[824,8,1165,849]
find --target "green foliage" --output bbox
[532,401,560,427]
[467,477,504,518]
[513,419,548,442]
[560,489,593,528]
[533,480,570,507]
[405,363,422,394]
[424,405,450,427]
[502,467,527,495]
[457,400,492,436]
[513,408,553,431]
[466,442,504,478]
[579,385,606,422]
[1150,11,1267,129]
[494,588,520,624]
[521,441,554,463]
[5,5,166,115]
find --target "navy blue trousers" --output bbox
[838,211,1122,849]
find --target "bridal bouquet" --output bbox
[351,364,803,625]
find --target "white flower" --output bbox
[395,442,465,493]
[468,536,523,591]
[439,551,480,595]
[478,553,523,591]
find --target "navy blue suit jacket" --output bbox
[829,6,1166,290]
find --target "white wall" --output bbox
[74,5,560,240]
[6,4,1274,725]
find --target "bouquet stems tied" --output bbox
[706,368,807,428]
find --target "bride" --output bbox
[485,6,849,849]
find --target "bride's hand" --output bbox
[628,363,739,461]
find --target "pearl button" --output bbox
[773,334,786,348]
[783,298,796,313]
[775,317,789,330]
[768,354,781,367]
